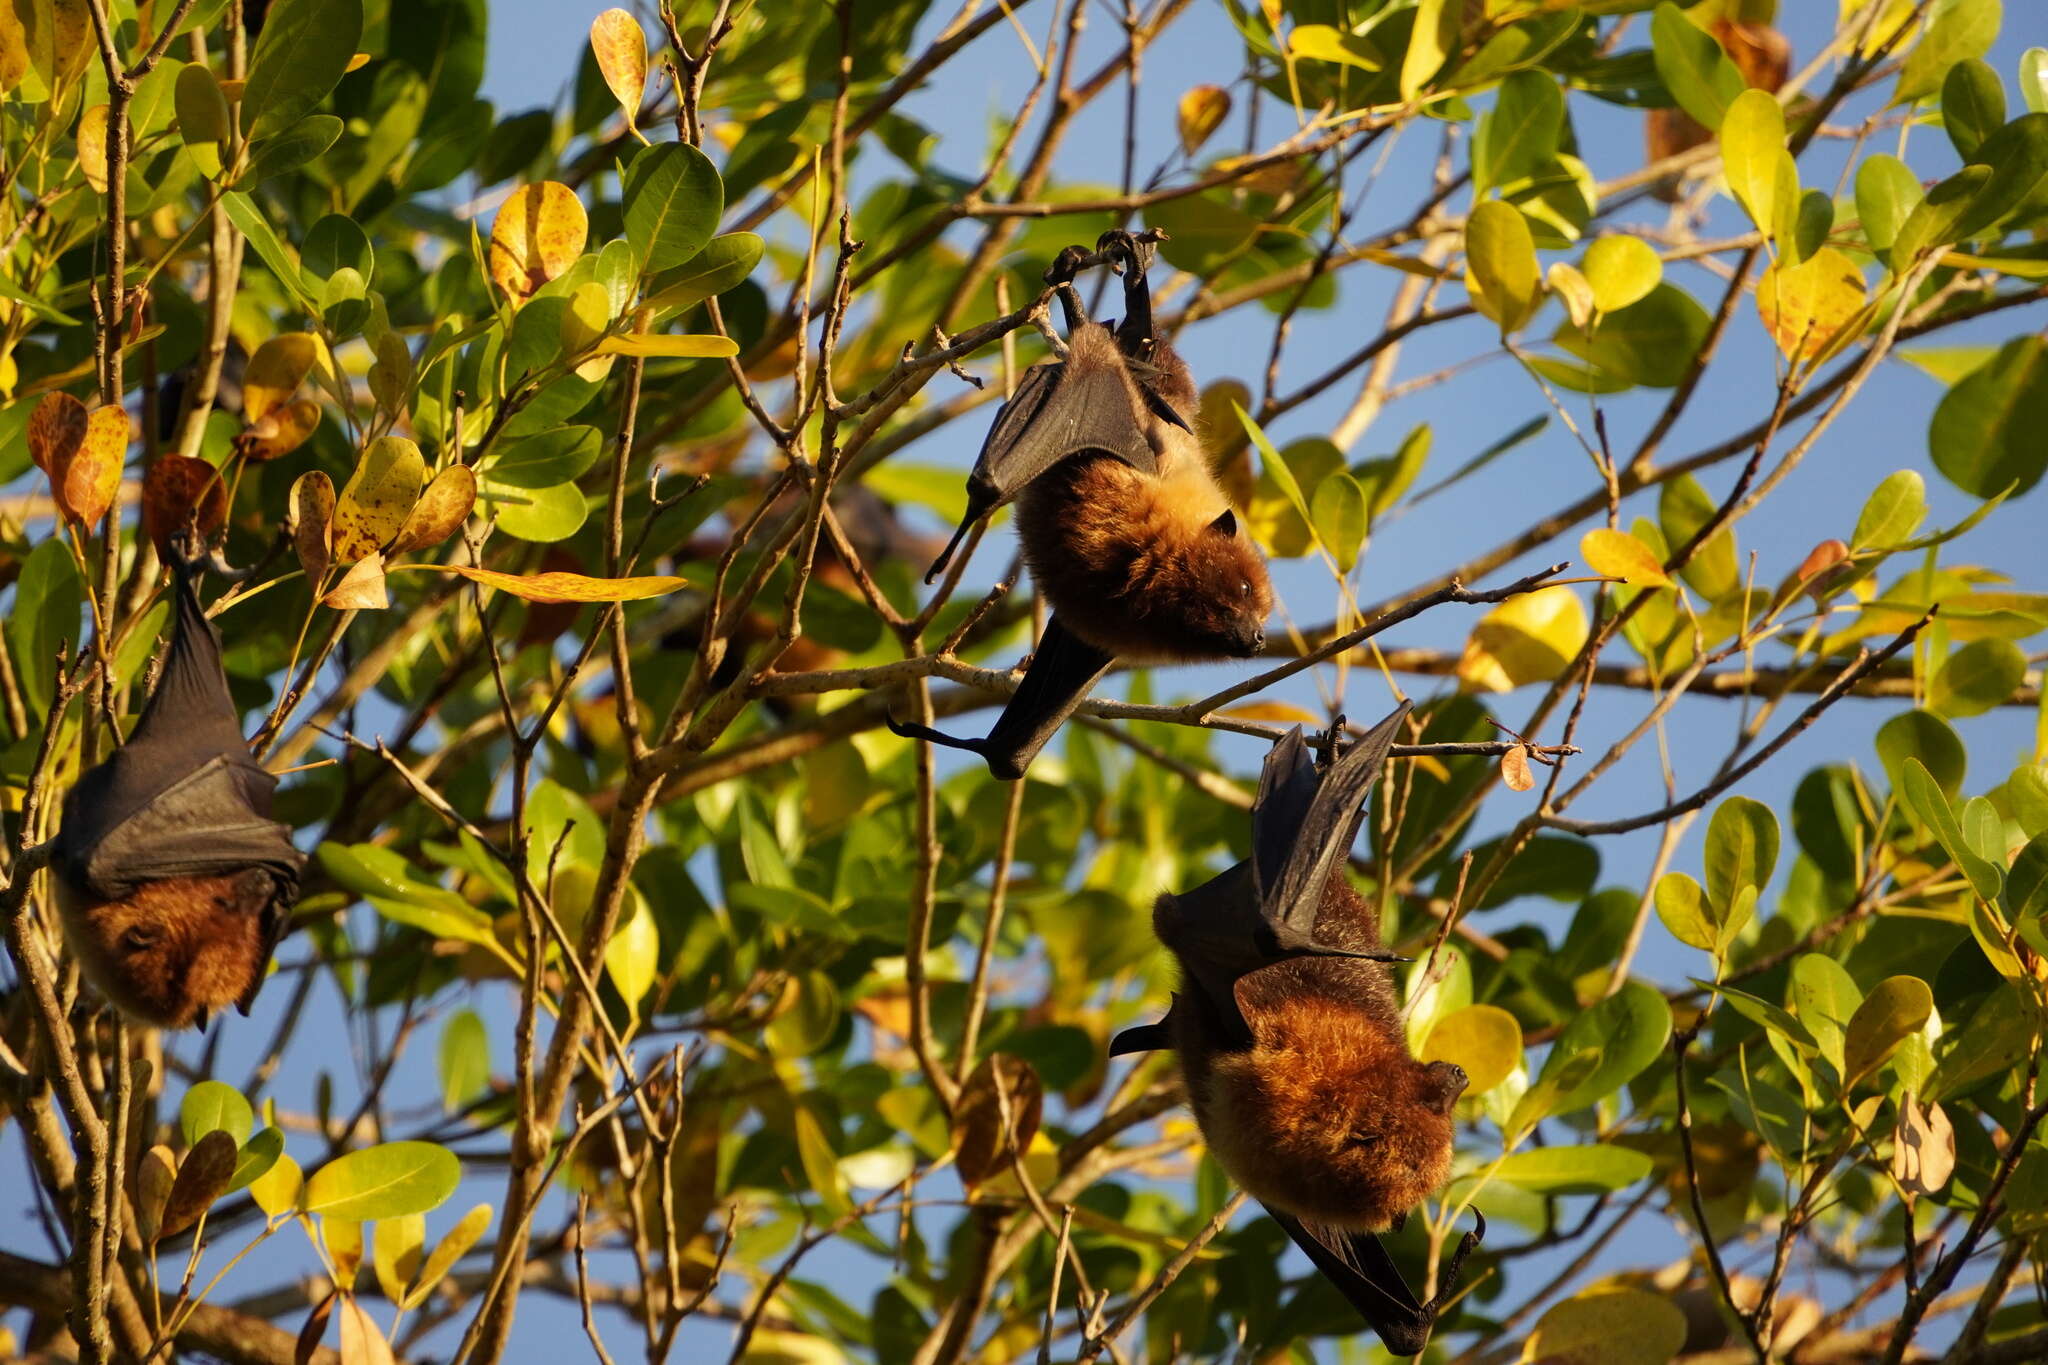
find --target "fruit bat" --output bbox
[890,229,1273,779]
[1111,703,1484,1355]
[50,540,305,1029]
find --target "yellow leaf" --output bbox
[234,397,321,463]
[1217,700,1325,727]
[489,182,588,302]
[1455,586,1589,693]
[344,52,370,72]
[78,103,110,192]
[588,9,647,125]
[58,406,128,525]
[249,1152,302,1217]
[1177,85,1231,154]
[371,1213,425,1305]
[1579,528,1672,588]
[1466,199,1539,335]
[1522,1287,1686,1365]
[1719,88,1786,238]
[1580,235,1662,313]
[593,332,739,359]
[389,465,477,555]
[1546,262,1595,330]
[1757,246,1866,366]
[331,436,426,564]
[402,565,687,603]
[291,470,336,587]
[1420,1004,1523,1095]
[400,1204,492,1311]
[323,553,389,610]
[325,1218,362,1290]
[243,332,320,422]
[1400,0,1457,100]
[561,280,611,362]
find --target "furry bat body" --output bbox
[51,543,305,1029]
[891,230,1272,780]
[1112,704,1484,1355]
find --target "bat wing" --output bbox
[925,344,1164,583]
[55,561,305,902]
[886,614,1115,781]
[1259,702,1413,942]
[1267,1209,1436,1357]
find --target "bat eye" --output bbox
[1344,1131,1377,1149]
[121,926,160,953]
[1239,579,1252,597]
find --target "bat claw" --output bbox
[1424,1209,1486,1317]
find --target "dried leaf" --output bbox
[1791,539,1850,600]
[338,1295,396,1365]
[78,103,110,192]
[323,554,389,610]
[160,1130,238,1240]
[244,333,320,422]
[57,406,129,525]
[389,466,477,554]
[134,1144,177,1242]
[406,565,686,602]
[235,398,321,463]
[291,470,336,587]
[951,1055,1043,1187]
[141,456,228,558]
[1177,85,1231,154]
[1893,1091,1956,1195]
[28,392,89,476]
[331,436,426,563]
[489,182,588,302]
[589,9,647,125]
[1501,745,1535,792]
[296,1290,336,1365]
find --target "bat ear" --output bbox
[1209,508,1238,537]
[1423,1060,1469,1114]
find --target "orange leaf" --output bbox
[322,553,389,610]
[28,391,88,476]
[344,52,371,73]
[58,406,129,525]
[1501,746,1534,792]
[489,183,588,302]
[402,565,685,603]
[291,470,336,587]
[141,456,228,558]
[389,466,477,554]
[234,397,321,463]
[1217,700,1325,727]
[588,9,647,123]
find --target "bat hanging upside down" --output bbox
[888,228,1274,780]
[50,537,306,1030]
[1111,703,1484,1355]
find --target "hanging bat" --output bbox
[1110,703,1484,1355]
[50,539,305,1030]
[890,229,1272,779]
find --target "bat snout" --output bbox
[1231,623,1266,657]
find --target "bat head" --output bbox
[1202,993,1463,1232]
[58,869,279,1029]
[1168,508,1275,658]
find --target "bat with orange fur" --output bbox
[51,538,304,1029]
[891,229,1272,779]
[1112,703,1484,1355]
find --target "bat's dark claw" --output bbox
[1043,244,1093,287]
[1425,1208,1486,1316]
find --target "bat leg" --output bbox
[1423,1208,1486,1316]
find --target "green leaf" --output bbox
[1855,154,1924,254]
[1554,282,1710,388]
[1853,470,1928,550]
[793,1100,852,1218]
[1788,953,1860,1077]
[2006,834,2048,919]
[605,890,660,1013]
[1901,758,2004,901]
[439,1009,488,1111]
[1655,872,1715,952]
[1895,0,2003,106]
[623,141,724,275]
[1929,336,2048,499]
[221,191,315,306]
[2022,47,2048,114]
[1511,981,1671,1134]
[1929,984,2039,1101]
[174,62,230,152]
[1705,796,1779,915]
[1944,58,2007,159]
[1931,638,2028,718]
[1649,2,1745,131]
[1843,975,1935,1085]
[11,538,82,720]
[1891,164,1993,264]
[1490,1145,1653,1196]
[241,0,365,139]
[1474,70,1562,193]
[1791,189,1834,265]
[181,1081,254,1146]
[1309,472,1367,573]
[304,213,374,289]
[227,1129,284,1194]
[246,115,344,183]
[302,1141,461,1222]
[1418,1004,1522,1095]
[1704,979,1822,1054]
[1950,112,2048,241]
[1657,472,1738,599]
[1721,88,1790,240]
[1467,199,1540,334]
[642,231,764,313]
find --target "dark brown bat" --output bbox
[890,229,1272,780]
[1111,703,1484,1355]
[51,539,305,1030]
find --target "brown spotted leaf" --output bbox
[322,553,389,610]
[134,1144,177,1243]
[291,470,336,587]
[406,565,685,603]
[235,398,321,463]
[141,456,228,558]
[244,333,320,422]
[28,391,88,476]
[951,1055,1043,1187]
[1757,247,1866,367]
[589,9,647,125]
[488,183,588,303]
[331,436,426,563]
[57,406,129,525]
[160,1129,238,1240]
[389,465,476,555]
